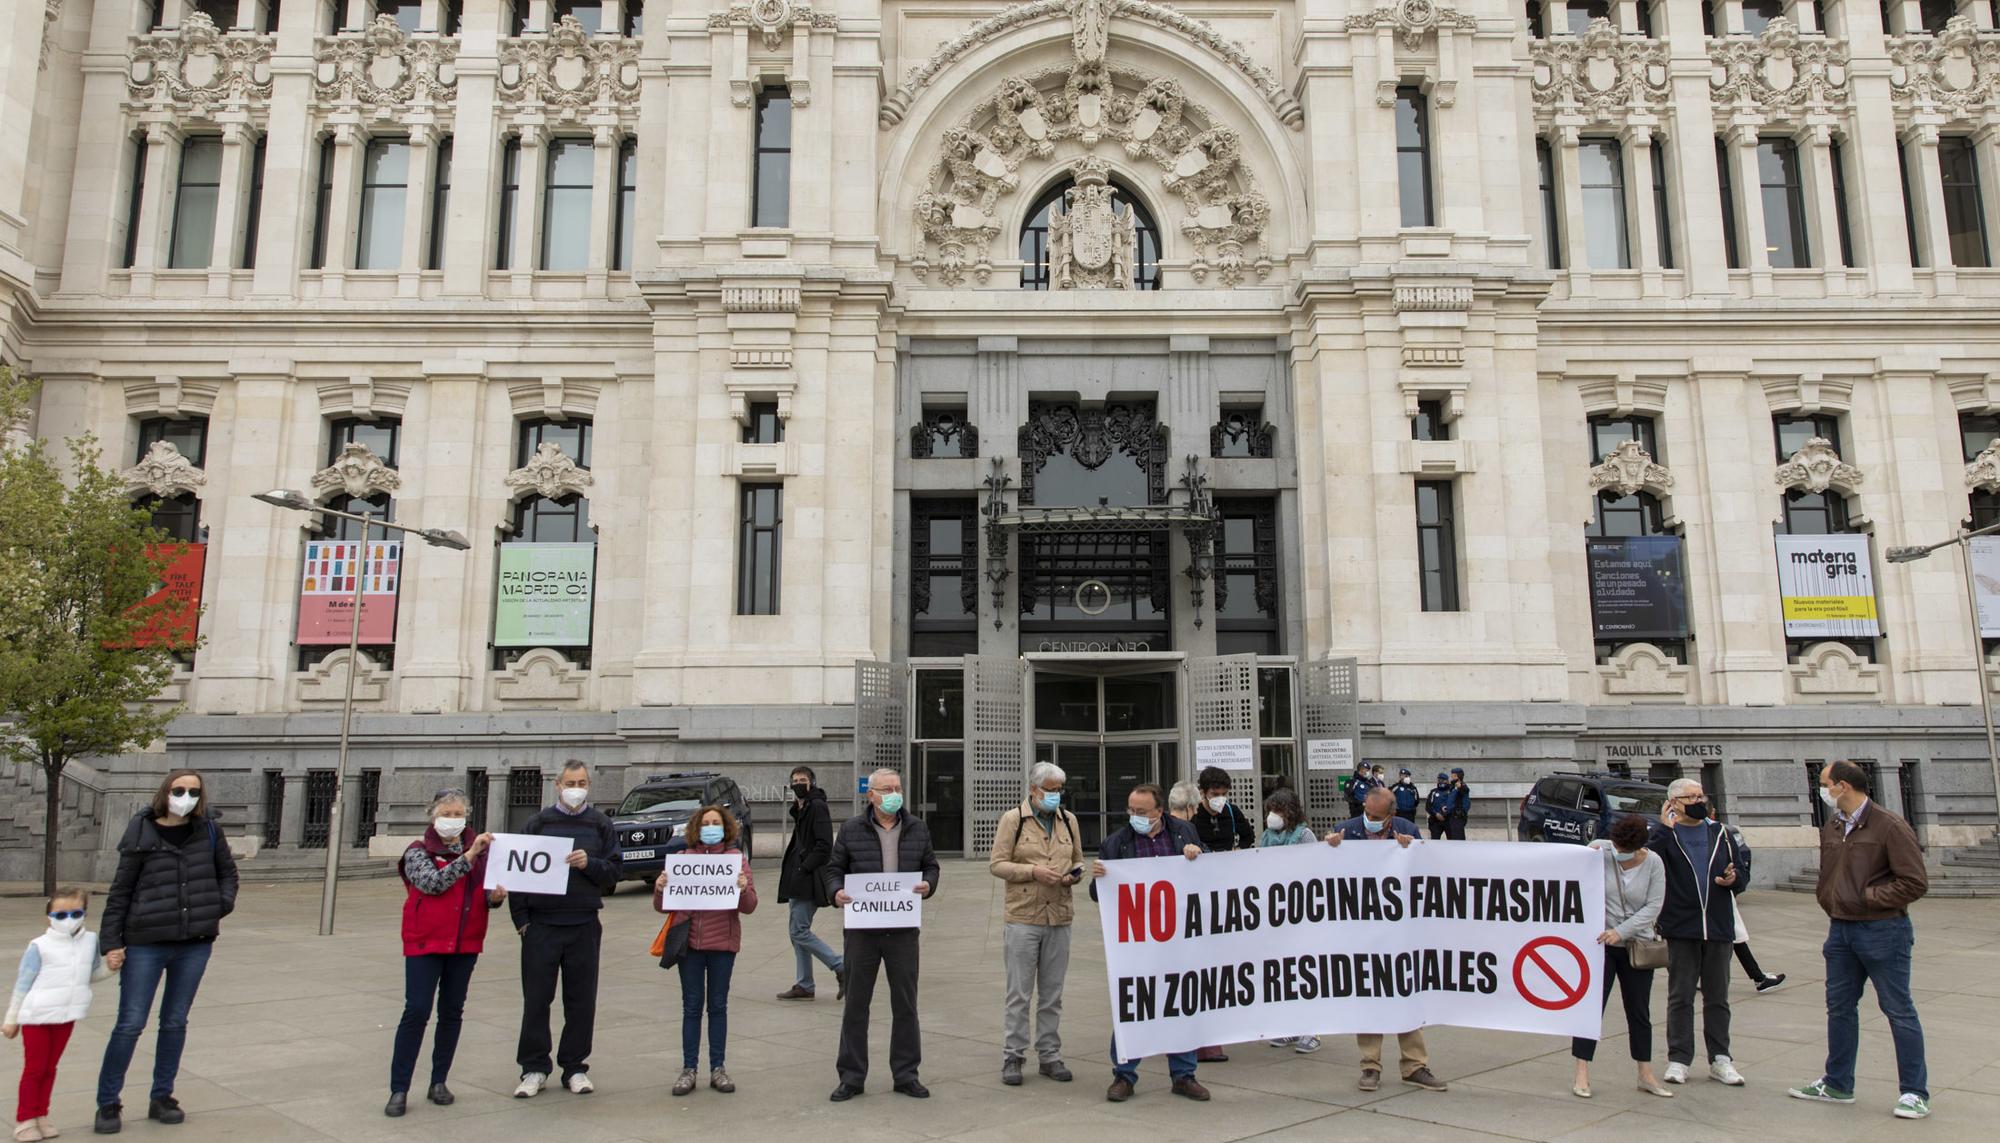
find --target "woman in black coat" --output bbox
[93,768,238,1134]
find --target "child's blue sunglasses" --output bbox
[48,909,86,920]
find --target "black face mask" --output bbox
[1682,801,1710,821]
[791,783,811,801]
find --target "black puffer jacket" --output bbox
[779,788,835,905]
[823,809,941,906]
[101,812,240,952]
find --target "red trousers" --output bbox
[16,1021,74,1121]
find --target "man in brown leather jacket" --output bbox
[1787,760,1931,1119]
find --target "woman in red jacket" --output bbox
[387,788,506,1118]
[656,805,756,1097]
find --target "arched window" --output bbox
[1018,178,1161,290]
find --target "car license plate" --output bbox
[625,849,656,860]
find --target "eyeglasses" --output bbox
[48,910,86,921]
[170,786,200,798]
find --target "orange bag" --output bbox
[649,914,677,957]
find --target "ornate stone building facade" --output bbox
[3,0,1999,878]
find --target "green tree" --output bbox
[0,367,188,894]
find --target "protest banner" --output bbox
[487,833,574,895]
[843,872,923,929]
[1096,840,1604,1059]
[659,851,742,910]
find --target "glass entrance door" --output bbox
[1035,739,1169,849]
[910,745,965,853]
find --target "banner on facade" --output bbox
[1774,533,1879,638]
[494,542,596,647]
[1096,840,1604,1059]
[296,539,401,644]
[1585,536,1688,640]
[127,543,205,649]
[1971,537,2000,638]
[659,852,742,910]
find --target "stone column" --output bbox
[56,2,153,295]
[790,35,832,237]
[235,0,273,29]
[1685,362,1786,705]
[510,123,547,294]
[420,0,447,31]
[585,123,618,295]
[1785,0,1820,31]
[1352,31,1399,241]
[1798,121,1849,289]
[1843,0,1916,291]
[1721,0,1747,34]
[1546,0,1571,33]
[248,2,317,296]
[1661,0,1731,294]
[1616,0,1643,32]
[1555,127,1593,291]
[442,0,499,296]
[128,121,184,294]
[1431,30,1482,234]
[526,0,551,33]
[160,0,188,26]
[973,338,1020,660]
[280,772,307,849]
[206,119,255,293]
[398,361,485,713]
[397,123,438,296]
[1889,0,1920,34]
[1724,121,1771,292]
[1971,0,1997,30]
[1872,361,1974,705]
[630,11,671,272]
[342,0,371,30]
[1904,121,1957,290]
[1624,122,1665,293]
[318,120,365,294]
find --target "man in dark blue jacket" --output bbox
[509,760,622,1099]
[1445,768,1472,839]
[1647,777,1748,1087]
[1091,783,1207,1104]
[1425,772,1453,839]
[1392,769,1420,819]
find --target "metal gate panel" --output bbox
[965,655,1025,854]
[1301,657,1360,832]
[853,660,910,812]
[1188,654,1262,816]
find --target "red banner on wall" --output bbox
[296,539,401,644]
[129,543,206,649]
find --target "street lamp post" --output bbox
[1886,518,2000,835]
[253,489,470,935]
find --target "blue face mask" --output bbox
[878,792,904,815]
[1363,816,1386,834]
[1040,792,1063,812]
[698,824,725,846]
[1129,813,1154,835]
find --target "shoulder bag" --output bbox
[1614,849,1670,970]
[651,910,692,969]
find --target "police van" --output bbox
[1517,771,1669,845]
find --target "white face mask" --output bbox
[167,793,200,817]
[559,787,589,809]
[1266,812,1285,831]
[434,817,467,840]
[50,915,84,937]
[1207,795,1228,813]
[1818,786,1840,810]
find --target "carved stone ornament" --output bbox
[313,14,458,117]
[499,14,640,120]
[1345,0,1479,52]
[1587,439,1674,499]
[1890,15,2000,122]
[1709,18,1850,122]
[1600,642,1690,700]
[911,0,1273,287]
[121,441,208,499]
[297,649,388,704]
[708,1,837,50]
[311,443,403,501]
[40,0,63,71]
[1967,438,2000,492]
[505,442,595,502]
[881,0,1301,130]
[126,11,274,118]
[1048,157,1138,289]
[1791,641,1883,699]
[494,647,587,704]
[1018,400,1167,505]
[1529,18,1669,127]
[1775,437,1862,494]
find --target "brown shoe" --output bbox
[1402,1066,1448,1092]
[1171,1077,1211,1102]
[1106,1078,1134,1102]
[774,984,815,1001]
[1358,1068,1381,1092]
[1195,1046,1229,1062]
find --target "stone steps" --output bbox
[1782,863,2000,899]
[234,851,401,884]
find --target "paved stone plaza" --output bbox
[3,861,1998,1142]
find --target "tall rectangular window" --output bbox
[1940,136,1990,268]
[1395,86,1434,227]
[1741,0,1785,32]
[1831,137,1857,267]
[310,136,334,270]
[1759,138,1810,268]
[168,137,223,269]
[426,135,452,271]
[613,137,637,270]
[1415,481,1460,612]
[541,138,592,270]
[377,0,423,30]
[910,500,978,657]
[552,0,603,33]
[1412,399,1450,442]
[496,136,521,269]
[354,138,410,270]
[122,136,148,270]
[1717,138,1741,269]
[1537,137,1562,270]
[240,135,266,269]
[1651,138,1674,269]
[1580,138,1631,269]
[623,0,645,35]
[738,485,783,614]
[1566,0,1611,33]
[753,86,793,228]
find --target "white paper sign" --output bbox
[843,873,924,929]
[1306,738,1354,771]
[1973,537,2000,637]
[659,852,742,910]
[486,833,574,895]
[1097,841,1604,1060]
[1195,737,1254,771]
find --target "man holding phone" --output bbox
[987,762,1087,1088]
[1648,777,1749,1087]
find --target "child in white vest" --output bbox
[3,888,113,1142]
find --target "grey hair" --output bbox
[1666,777,1704,801]
[869,767,903,789]
[1028,761,1066,788]
[1168,781,1202,813]
[428,787,470,816]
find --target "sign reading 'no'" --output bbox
[487,833,575,895]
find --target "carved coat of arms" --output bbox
[1048,159,1136,289]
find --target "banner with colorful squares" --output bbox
[296,540,402,644]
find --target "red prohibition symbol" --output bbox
[1512,936,1591,1011]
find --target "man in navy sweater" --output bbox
[509,760,622,1099]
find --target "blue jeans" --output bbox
[680,949,736,1070]
[1824,916,1927,1099]
[789,898,842,988]
[96,941,213,1107]
[1110,1035,1196,1085]
[390,953,479,1093]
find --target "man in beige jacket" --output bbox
[988,761,1088,1088]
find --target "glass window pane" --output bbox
[1580,140,1630,269]
[169,138,223,269]
[1940,137,1990,268]
[1758,140,1809,268]
[1034,674,1098,732]
[755,154,790,228]
[552,1,602,33]
[757,93,791,149]
[1396,88,1432,227]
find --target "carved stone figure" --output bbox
[1775,437,1862,494]
[121,441,208,499]
[311,442,402,501]
[1587,439,1675,499]
[504,442,595,502]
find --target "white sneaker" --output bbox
[566,1073,595,1095]
[514,1072,547,1098]
[1663,1062,1689,1085]
[1709,1055,1745,1086]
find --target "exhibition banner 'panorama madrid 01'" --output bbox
[1097,843,1606,1059]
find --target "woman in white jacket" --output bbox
[1571,816,1673,1100]
[3,887,114,1142]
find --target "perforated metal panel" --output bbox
[1302,657,1360,833]
[965,655,1025,854]
[1188,654,1261,812]
[853,660,910,812]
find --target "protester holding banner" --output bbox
[826,769,940,1102]
[1259,787,1322,1055]
[1426,772,1453,840]
[1091,783,1208,1103]
[1191,767,1255,854]
[1789,760,1933,1119]
[386,788,506,1118]
[509,761,622,1099]
[1648,777,1746,1087]
[656,805,756,1097]
[987,762,1087,1087]
[1571,815,1672,1101]
[776,767,845,1003]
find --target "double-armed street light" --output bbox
[1885,518,2000,832]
